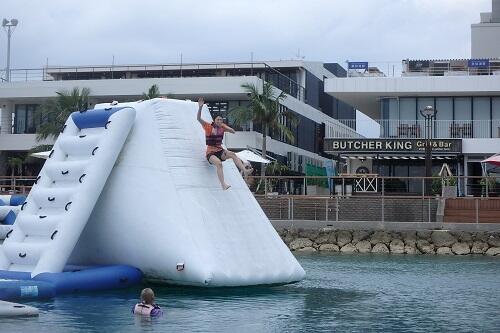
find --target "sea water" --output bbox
[1,254,499,332]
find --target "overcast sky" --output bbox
[0,0,493,69]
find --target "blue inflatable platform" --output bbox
[0,265,142,300]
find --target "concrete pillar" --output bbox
[0,101,14,134]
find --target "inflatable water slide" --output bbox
[0,98,305,299]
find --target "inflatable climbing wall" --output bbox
[0,107,136,277]
[70,98,305,286]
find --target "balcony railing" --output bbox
[337,119,500,139]
[0,62,306,101]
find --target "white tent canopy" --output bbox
[235,150,272,164]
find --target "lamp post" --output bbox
[420,105,437,196]
[2,18,19,82]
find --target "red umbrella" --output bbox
[482,154,500,167]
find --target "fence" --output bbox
[256,195,438,223]
[245,175,500,198]
[336,119,500,139]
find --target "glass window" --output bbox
[473,97,490,138]
[14,105,27,134]
[454,97,471,120]
[435,97,453,138]
[493,97,500,138]
[399,98,416,120]
[454,97,472,138]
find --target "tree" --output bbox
[231,82,297,178]
[36,87,91,141]
[7,156,24,190]
[142,84,160,100]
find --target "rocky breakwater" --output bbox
[278,229,500,256]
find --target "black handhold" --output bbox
[62,170,69,175]
[6,230,13,238]
[34,176,41,184]
[21,202,27,210]
[39,215,47,219]
[65,201,72,211]
[92,147,99,156]
[79,134,86,138]
[49,150,54,158]
[79,109,87,113]
[51,230,58,240]
[61,124,67,133]
[105,107,112,111]
[19,253,26,258]
[48,197,55,202]
[79,174,86,183]
[105,120,111,129]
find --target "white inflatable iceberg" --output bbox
[0,98,305,287]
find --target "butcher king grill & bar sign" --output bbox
[324,139,462,154]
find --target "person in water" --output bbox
[197,97,253,190]
[132,288,163,317]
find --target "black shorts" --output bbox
[207,150,225,163]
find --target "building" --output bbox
[324,1,500,196]
[472,0,500,58]
[0,60,360,179]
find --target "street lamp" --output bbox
[2,18,19,82]
[420,105,437,195]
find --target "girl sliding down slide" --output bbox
[196,97,252,190]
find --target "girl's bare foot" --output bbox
[222,184,231,191]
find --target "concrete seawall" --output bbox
[275,226,500,256]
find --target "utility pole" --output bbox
[2,18,19,82]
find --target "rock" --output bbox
[299,230,320,241]
[314,232,331,245]
[436,247,452,255]
[372,243,390,254]
[471,241,489,254]
[416,240,435,254]
[417,231,432,240]
[451,242,470,255]
[487,234,500,247]
[431,231,457,247]
[370,231,392,245]
[297,246,317,252]
[340,243,357,253]
[352,230,371,243]
[318,244,340,252]
[336,230,352,247]
[453,231,472,243]
[485,247,500,256]
[389,239,405,254]
[355,240,372,253]
[289,238,313,251]
[401,231,417,243]
[472,232,489,242]
[404,245,417,254]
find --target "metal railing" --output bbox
[0,62,307,101]
[336,119,500,139]
[344,59,500,78]
[245,175,500,198]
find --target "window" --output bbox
[473,97,490,138]
[14,104,39,134]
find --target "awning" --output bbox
[236,150,271,164]
[340,155,456,160]
[482,154,500,167]
[30,151,51,159]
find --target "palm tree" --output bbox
[36,87,91,141]
[142,84,160,100]
[231,82,297,178]
[7,156,24,190]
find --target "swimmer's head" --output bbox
[140,288,155,304]
[214,115,224,127]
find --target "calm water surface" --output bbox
[1,254,499,332]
